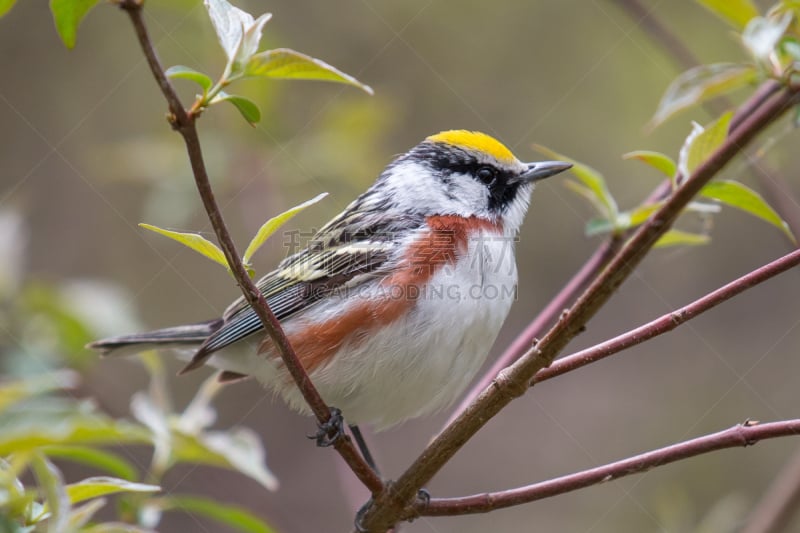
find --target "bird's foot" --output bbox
[309,407,345,447]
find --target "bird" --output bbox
[89,130,571,439]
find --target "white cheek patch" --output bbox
[382,162,493,219]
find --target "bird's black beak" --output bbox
[516,161,572,183]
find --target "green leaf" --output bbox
[165,65,214,94]
[139,223,229,270]
[562,181,609,222]
[238,13,272,64]
[678,112,732,178]
[64,477,159,506]
[42,446,139,481]
[0,0,17,18]
[628,203,663,227]
[701,180,796,242]
[30,453,70,528]
[623,150,677,179]
[0,455,36,524]
[742,13,793,63]
[584,217,614,237]
[0,370,79,412]
[535,145,618,223]
[204,0,257,61]
[130,392,172,477]
[696,0,759,29]
[586,202,663,236]
[164,495,277,533]
[171,428,278,491]
[655,229,711,248]
[687,200,723,214]
[210,92,262,125]
[49,0,101,49]
[0,516,33,533]
[649,64,757,127]
[242,192,328,265]
[781,36,800,63]
[245,48,374,94]
[176,373,223,435]
[0,398,149,456]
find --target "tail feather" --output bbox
[87,319,223,357]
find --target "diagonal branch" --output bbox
[359,81,800,531]
[534,247,800,384]
[117,0,383,494]
[419,419,800,516]
[425,248,800,518]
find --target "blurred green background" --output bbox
[2,0,800,531]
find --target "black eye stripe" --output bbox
[406,141,522,213]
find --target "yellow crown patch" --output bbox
[426,130,517,165]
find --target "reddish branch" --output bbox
[117,0,382,493]
[534,247,800,384]
[360,83,800,531]
[418,420,800,516]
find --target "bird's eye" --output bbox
[476,166,496,185]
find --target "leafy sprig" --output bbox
[169,0,372,124]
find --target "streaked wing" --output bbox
[197,239,394,356]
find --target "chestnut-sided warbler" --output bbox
[89,130,570,432]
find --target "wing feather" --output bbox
[180,240,394,372]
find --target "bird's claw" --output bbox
[309,407,345,447]
[416,488,431,506]
[354,497,373,532]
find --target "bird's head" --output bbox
[378,130,571,231]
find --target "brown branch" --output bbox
[358,83,800,532]
[534,247,800,384]
[116,0,383,494]
[418,420,800,516]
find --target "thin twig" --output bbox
[117,0,383,493]
[418,420,800,516]
[358,83,800,532]
[534,247,800,384]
